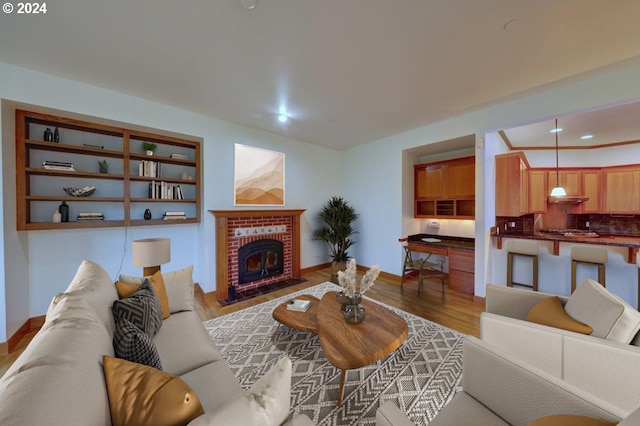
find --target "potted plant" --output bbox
[312,196,359,282]
[143,142,157,156]
[97,160,110,174]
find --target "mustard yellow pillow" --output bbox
[525,296,593,335]
[528,414,617,426]
[103,355,204,426]
[116,271,170,319]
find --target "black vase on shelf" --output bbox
[58,201,69,223]
[44,128,53,142]
[53,127,60,143]
[144,209,152,220]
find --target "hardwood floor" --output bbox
[0,266,484,377]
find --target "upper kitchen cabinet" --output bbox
[548,170,581,196]
[414,156,475,219]
[602,166,640,213]
[579,170,601,213]
[528,170,547,214]
[495,152,529,217]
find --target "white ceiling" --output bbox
[1,0,639,150]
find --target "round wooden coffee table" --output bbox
[317,291,408,406]
[272,294,320,333]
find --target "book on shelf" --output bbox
[164,211,185,216]
[43,160,75,171]
[286,299,311,312]
[78,212,104,217]
[170,153,188,160]
[148,181,184,200]
[77,215,104,221]
[163,211,186,220]
[139,160,162,178]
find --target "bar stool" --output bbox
[505,239,539,291]
[570,245,607,293]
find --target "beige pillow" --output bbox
[528,414,617,426]
[119,266,194,313]
[525,296,592,335]
[103,355,204,426]
[565,279,640,344]
[116,271,170,319]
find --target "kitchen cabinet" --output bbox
[449,249,474,294]
[16,109,201,230]
[602,167,640,213]
[414,156,474,219]
[548,170,581,196]
[575,170,601,213]
[495,152,529,217]
[528,170,547,214]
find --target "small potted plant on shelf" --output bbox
[143,142,157,156]
[312,196,359,282]
[97,160,110,174]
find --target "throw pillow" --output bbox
[525,296,593,335]
[103,355,204,426]
[119,265,194,313]
[528,414,617,426]
[116,270,171,319]
[565,279,640,344]
[113,317,163,370]
[112,280,163,338]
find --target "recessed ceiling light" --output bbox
[581,134,594,140]
[240,0,257,10]
[550,127,563,133]
[278,114,288,123]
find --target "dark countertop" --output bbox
[407,234,475,251]
[494,232,640,249]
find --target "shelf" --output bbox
[129,176,197,185]
[26,167,124,181]
[16,109,201,230]
[26,195,125,202]
[130,198,196,203]
[25,139,123,159]
[22,220,126,231]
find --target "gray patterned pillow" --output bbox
[113,317,162,370]
[112,279,162,338]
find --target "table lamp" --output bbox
[132,238,171,276]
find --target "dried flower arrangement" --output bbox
[337,258,380,297]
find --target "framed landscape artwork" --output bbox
[234,144,285,206]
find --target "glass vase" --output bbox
[336,291,350,311]
[343,293,366,324]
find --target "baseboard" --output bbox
[4,315,46,354]
[301,262,332,275]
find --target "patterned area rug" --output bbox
[203,282,464,425]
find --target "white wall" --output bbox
[0,61,340,341]
[341,62,640,304]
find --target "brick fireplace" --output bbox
[210,209,305,300]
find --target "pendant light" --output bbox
[550,118,567,196]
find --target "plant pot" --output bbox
[146,150,154,156]
[99,168,108,174]
[330,261,347,284]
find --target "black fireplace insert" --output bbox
[237,239,284,284]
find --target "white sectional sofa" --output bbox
[377,336,636,426]
[482,282,640,416]
[0,260,312,426]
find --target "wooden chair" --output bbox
[401,245,445,295]
[571,245,607,293]
[505,239,539,291]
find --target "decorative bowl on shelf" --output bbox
[63,186,96,197]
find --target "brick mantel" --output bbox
[210,209,306,300]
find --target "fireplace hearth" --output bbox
[238,239,284,284]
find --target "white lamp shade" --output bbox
[132,238,171,268]
[550,186,567,196]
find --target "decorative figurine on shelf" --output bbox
[58,201,69,223]
[52,211,62,223]
[143,142,157,156]
[144,209,152,220]
[53,127,60,143]
[97,160,110,174]
[44,128,53,142]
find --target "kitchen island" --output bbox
[493,231,640,264]
[402,234,475,294]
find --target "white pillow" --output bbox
[119,266,194,313]
[565,279,640,344]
